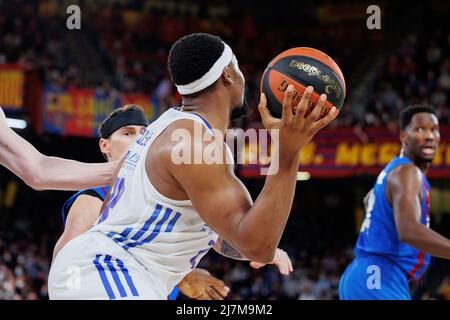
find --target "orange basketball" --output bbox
[260,47,346,118]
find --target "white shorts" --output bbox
[48,231,168,300]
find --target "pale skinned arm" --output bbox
[0,107,116,191]
[53,194,103,259]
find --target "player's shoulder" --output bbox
[67,188,105,208]
[156,118,224,154]
[62,188,105,223]
[72,192,103,204]
[161,118,214,138]
[389,163,421,178]
[387,163,423,189]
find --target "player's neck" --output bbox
[401,149,430,173]
[181,94,230,132]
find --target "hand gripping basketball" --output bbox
[258,84,338,162]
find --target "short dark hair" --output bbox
[168,33,225,91]
[399,104,437,130]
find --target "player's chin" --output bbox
[418,152,436,163]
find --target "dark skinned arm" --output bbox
[388,164,450,259]
[165,86,337,263]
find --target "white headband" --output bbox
[176,42,233,95]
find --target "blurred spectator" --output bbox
[0,235,50,300]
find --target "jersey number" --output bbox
[98,177,125,224]
[189,239,215,269]
[360,189,375,233]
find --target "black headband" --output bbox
[100,108,149,138]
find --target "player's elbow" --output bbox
[16,153,47,190]
[399,233,415,245]
[23,168,46,191]
[242,244,276,264]
[397,224,418,244]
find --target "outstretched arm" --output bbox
[389,164,450,259]
[0,107,116,190]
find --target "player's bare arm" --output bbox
[0,108,116,191]
[388,164,450,259]
[154,86,337,263]
[53,195,104,259]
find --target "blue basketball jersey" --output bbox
[61,186,110,225]
[61,185,181,300]
[355,156,431,281]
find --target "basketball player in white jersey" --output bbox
[0,107,115,191]
[48,33,337,299]
[54,104,291,300]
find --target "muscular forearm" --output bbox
[35,156,116,191]
[234,153,299,262]
[401,223,450,260]
[0,124,115,190]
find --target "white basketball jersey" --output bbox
[89,108,226,295]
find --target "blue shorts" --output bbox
[339,253,411,300]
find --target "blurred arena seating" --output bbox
[0,0,449,300]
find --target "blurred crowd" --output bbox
[0,0,82,87]
[0,0,368,127]
[0,234,50,300]
[1,231,449,300]
[197,247,351,300]
[1,1,449,130]
[344,29,450,130]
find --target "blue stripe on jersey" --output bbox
[106,204,163,244]
[168,287,180,300]
[123,207,173,250]
[106,205,182,253]
[115,258,139,297]
[130,204,164,241]
[107,227,134,243]
[191,112,215,135]
[104,255,127,298]
[93,254,116,300]
[165,212,182,232]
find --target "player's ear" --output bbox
[99,138,111,155]
[222,66,234,86]
[399,130,407,146]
